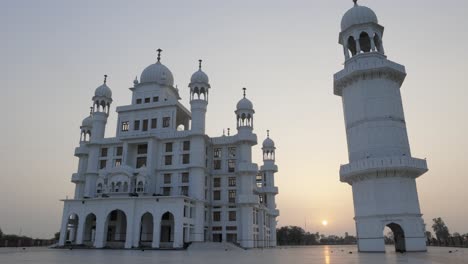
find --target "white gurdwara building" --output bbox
[334,2,428,252]
[58,52,279,249]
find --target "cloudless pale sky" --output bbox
[1,0,468,238]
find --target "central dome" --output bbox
[140,61,174,86]
[341,4,378,31]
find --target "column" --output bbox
[355,38,361,54]
[173,217,184,248]
[75,217,85,244]
[58,213,68,246]
[152,216,161,248]
[93,215,106,248]
[125,215,134,249]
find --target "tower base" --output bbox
[355,215,427,253]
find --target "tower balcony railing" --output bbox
[237,162,258,173]
[71,173,83,182]
[340,156,428,182]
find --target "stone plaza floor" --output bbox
[1,245,466,264]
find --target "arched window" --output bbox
[97,183,103,194]
[359,32,371,53]
[115,182,121,192]
[136,181,144,193]
[347,36,357,56]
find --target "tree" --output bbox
[432,217,450,242]
[0,227,3,238]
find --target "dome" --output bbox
[190,69,209,84]
[140,61,174,86]
[262,137,275,148]
[236,97,253,110]
[94,83,112,98]
[81,115,93,127]
[341,3,378,31]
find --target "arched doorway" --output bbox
[160,212,174,248]
[139,212,153,247]
[83,213,96,246]
[385,223,406,253]
[65,214,79,245]
[105,209,127,248]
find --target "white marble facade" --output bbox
[334,2,428,252]
[58,53,279,249]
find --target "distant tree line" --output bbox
[276,226,357,246]
[0,227,55,247]
[426,217,468,248]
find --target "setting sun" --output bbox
[322,220,328,226]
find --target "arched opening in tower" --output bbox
[384,223,406,253]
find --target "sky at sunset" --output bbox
[1,0,468,238]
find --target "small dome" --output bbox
[236,97,253,110]
[94,83,112,98]
[341,4,378,31]
[81,115,93,127]
[140,62,174,86]
[262,137,275,148]
[190,69,209,84]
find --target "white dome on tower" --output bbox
[341,3,378,31]
[262,137,275,149]
[94,83,112,99]
[81,115,93,127]
[191,70,209,84]
[140,61,174,86]
[236,97,253,110]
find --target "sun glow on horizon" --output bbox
[322,220,328,226]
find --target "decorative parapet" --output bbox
[260,164,278,172]
[340,156,428,183]
[269,209,280,217]
[333,53,406,96]
[74,145,89,156]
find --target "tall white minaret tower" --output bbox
[260,130,279,247]
[235,88,258,248]
[84,75,112,198]
[334,1,428,253]
[188,60,210,242]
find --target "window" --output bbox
[116,146,123,156]
[226,226,237,231]
[181,172,189,183]
[228,211,236,221]
[142,119,148,131]
[228,190,236,203]
[152,96,159,102]
[97,183,103,194]
[183,141,190,151]
[164,174,171,184]
[136,157,146,168]
[213,190,221,200]
[114,159,122,167]
[162,187,171,196]
[228,177,236,187]
[259,195,264,203]
[228,159,236,173]
[121,121,129,131]
[136,98,142,104]
[165,142,173,152]
[134,120,140,130]
[101,148,108,157]
[151,118,157,129]
[213,178,221,188]
[99,160,107,169]
[165,155,172,165]
[144,97,150,103]
[213,160,221,170]
[228,147,236,158]
[182,154,190,164]
[181,186,189,196]
[136,181,144,192]
[214,148,222,158]
[137,144,148,154]
[212,226,222,231]
[163,117,170,128]
[213,211,221,222]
